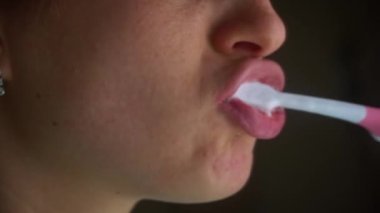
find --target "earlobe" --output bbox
[0,30,5,96]
[0,72,5,96]
[0,18,4,96]
[0,21,11,96]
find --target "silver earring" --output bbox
[0,73,5,96]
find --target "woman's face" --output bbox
[2,0,285,203]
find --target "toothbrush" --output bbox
[232,82,380,142]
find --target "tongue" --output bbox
[225,98,286,139]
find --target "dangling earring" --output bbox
[0,72,5,96]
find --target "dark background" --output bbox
[133,0,380,212]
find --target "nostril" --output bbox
[233,41,262,54]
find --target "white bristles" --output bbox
[232,82,281,115]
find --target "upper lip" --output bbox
[216,58,285,104]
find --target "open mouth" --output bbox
[217,59,286,139]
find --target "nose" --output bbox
[210,0,286,58]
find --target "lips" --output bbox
[217,59,286,139]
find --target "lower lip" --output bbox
[220,98,286,139]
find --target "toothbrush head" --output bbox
[232,82,281,115]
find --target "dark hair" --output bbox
[0,0,24,9]
[1,0,49,11]
[1,0,51,21]
[0,0,26,12]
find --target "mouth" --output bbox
[216,59,286,140]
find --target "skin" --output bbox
[0,0,285,212]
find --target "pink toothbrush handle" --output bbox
[360,107,380,137]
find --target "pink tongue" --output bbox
[228,99,286,139]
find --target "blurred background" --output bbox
[133,0,380,212]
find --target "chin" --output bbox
[199,153,253,203]
[144,137,255,204]
[150,153,254,204]
[199,139,254,202]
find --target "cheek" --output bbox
[73,101,211,195]
[63,80,204,162]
